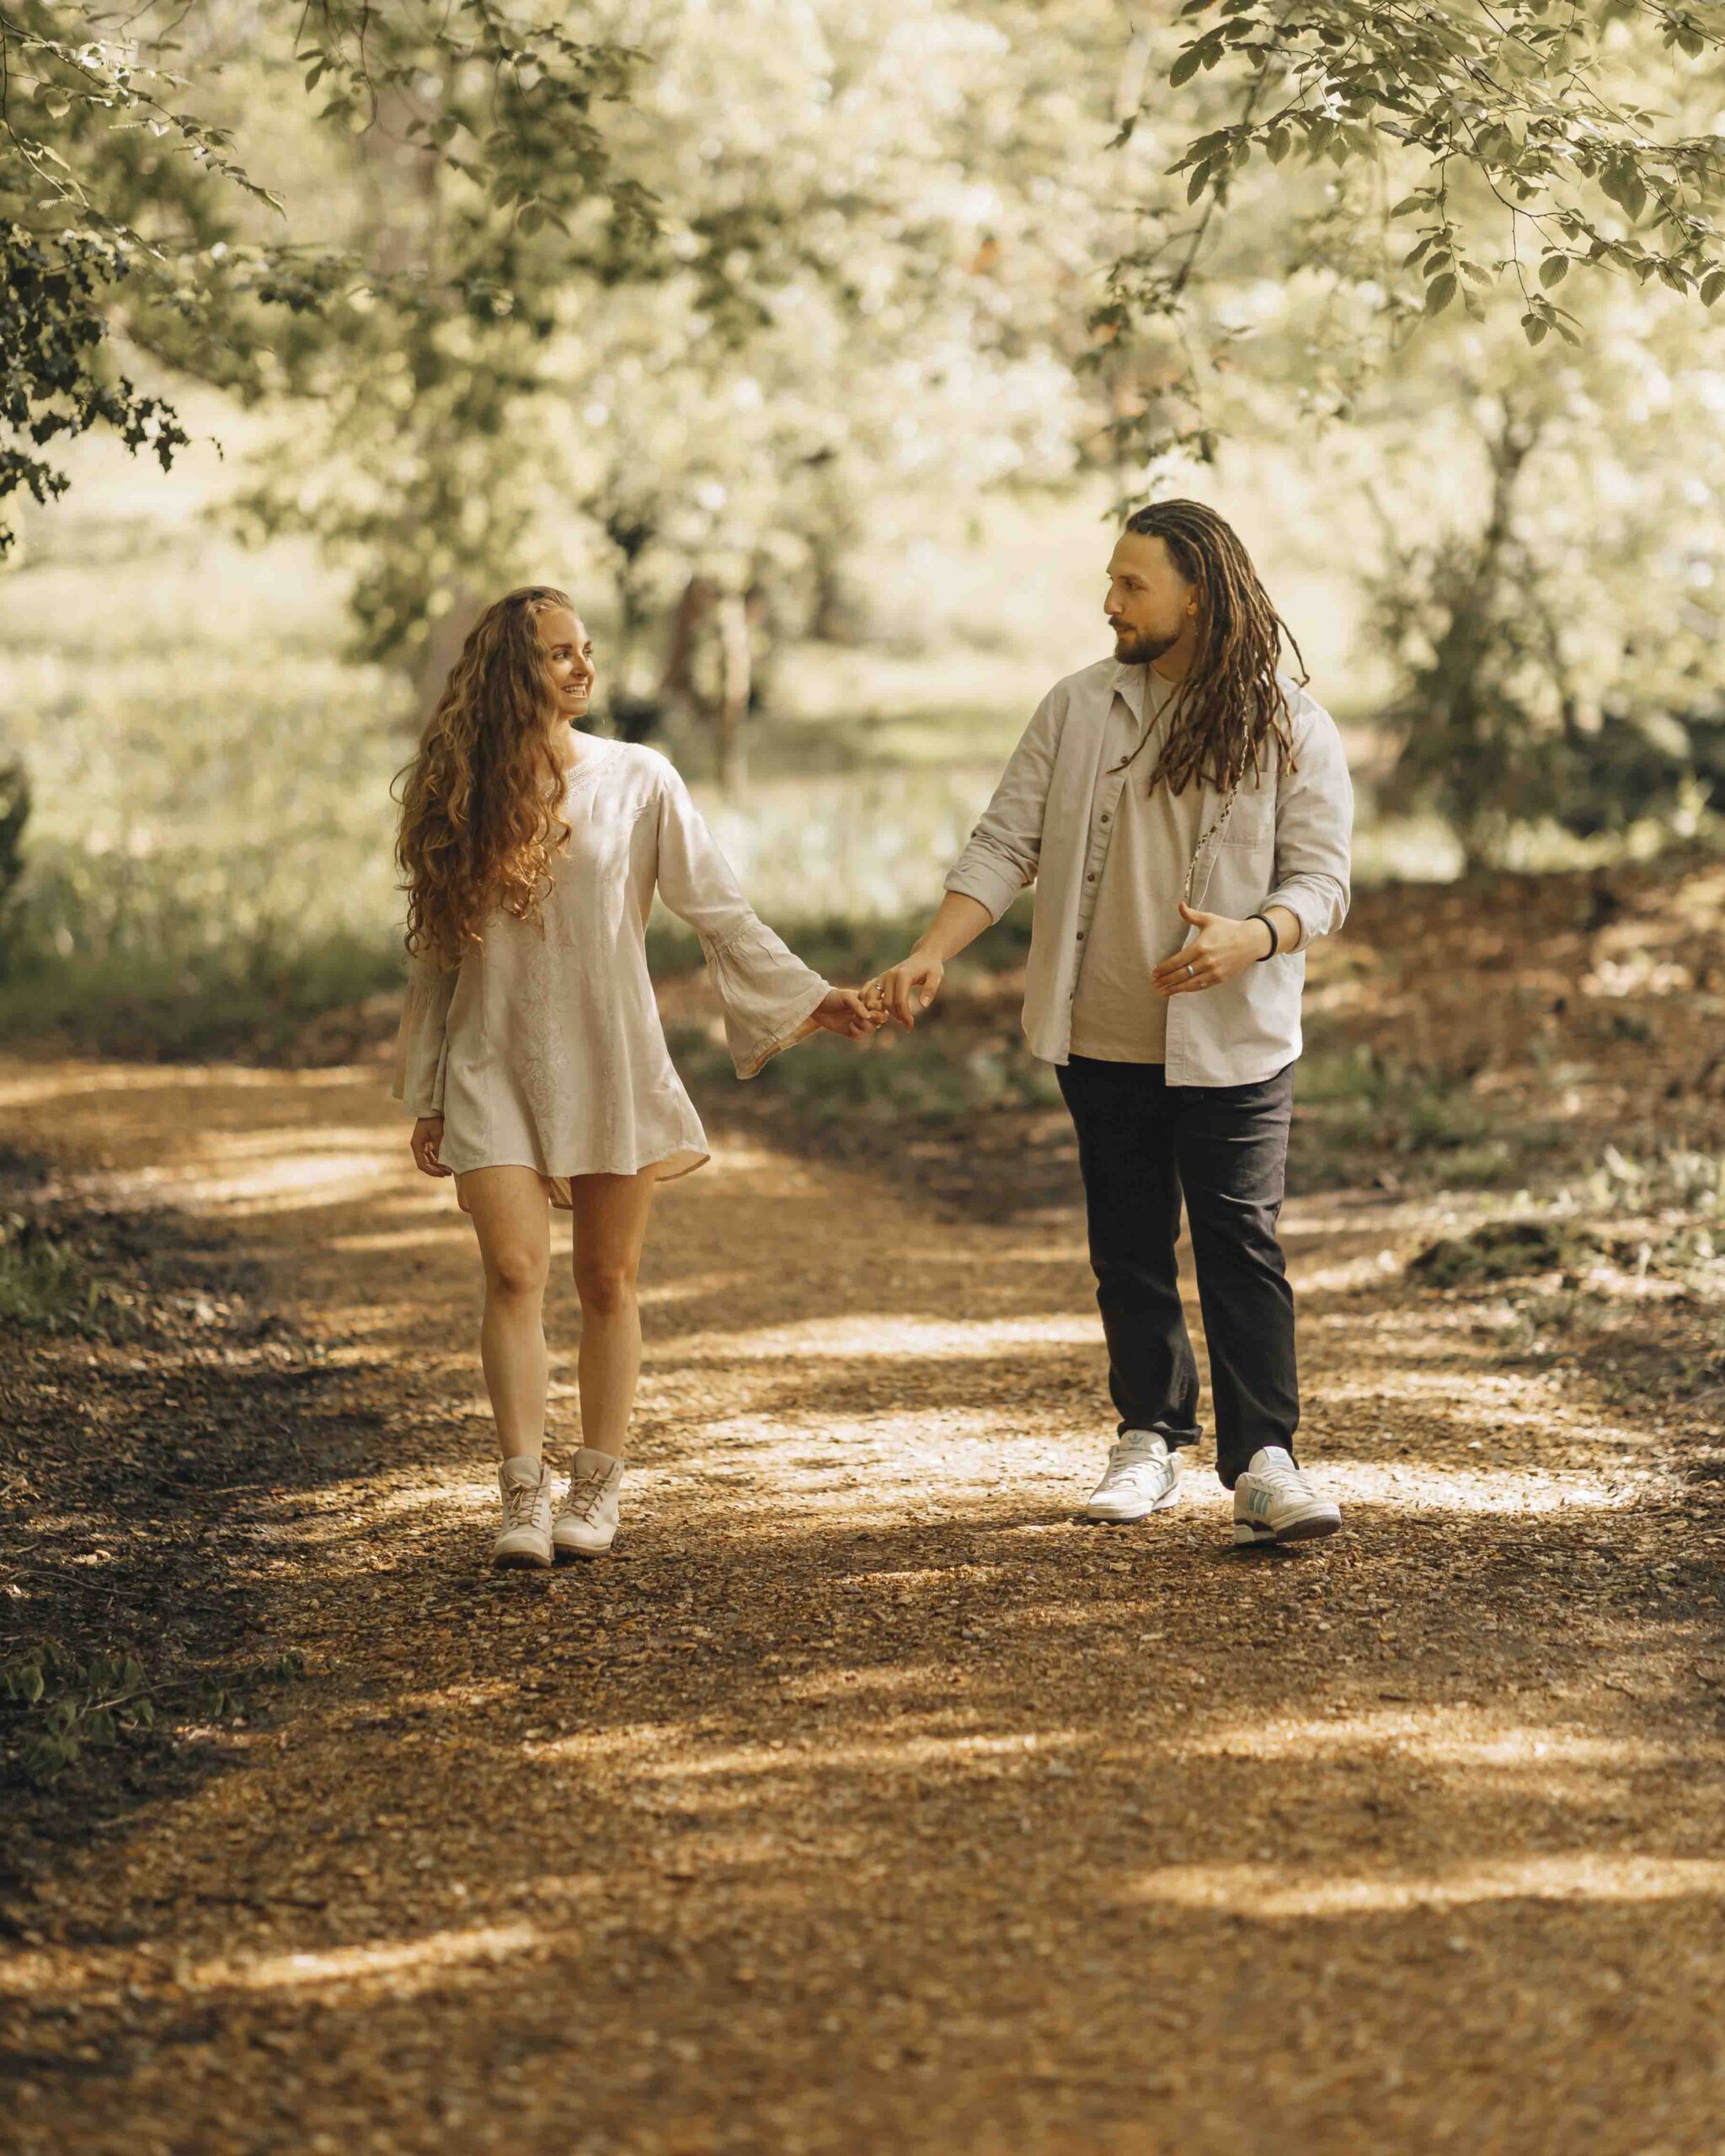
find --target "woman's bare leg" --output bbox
[567,1170,659,1460]
[459,1167,553,1462]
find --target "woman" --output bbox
[393,585,879,1569]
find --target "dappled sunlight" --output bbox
[1122,1854,1725,1919]
[170,1131,403,1215]
[186,1922,547,1999]
[1176,1708,1722,1771]
[664,1311,1100,1363]
[775,1665,956,1700]
[526,1728,1085,1778]
[1317,1462,1654,1509]
[1290,1250,1407,1294]
[8,1054,1725,2155]
[328,1225,471,1256]
[621,1412,1098,1522]
[640,1269,752,1310]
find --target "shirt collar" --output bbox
[1111,661,1177,728]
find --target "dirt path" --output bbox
[3,1056,1724,2155]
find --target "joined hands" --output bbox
[812,987,886,1042]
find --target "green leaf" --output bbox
[1389,195,1429,218]
[1424,272,1457,315]
[1521,313,1548,345]
[1266,128,1290,164]
[1539,253,1569,287]
[1187,160,1212,205]
[1701,270,1725,307]
[1170,46,1205,87]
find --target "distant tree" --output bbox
[1360,282,1725,862]
[237,0,1101,769]
[1101,2,1725,471]
[0,0,651,555]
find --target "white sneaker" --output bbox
[493,1455,553,1569]
[1232,1446,1341,1545]
[553,1447,624,1560]
[1082,1433,1182,1523]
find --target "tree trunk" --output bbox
[411,587,484,732]
[715,591,751,794]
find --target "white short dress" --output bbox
[391,738,831,1210]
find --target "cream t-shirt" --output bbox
[1067,670,1211,1065]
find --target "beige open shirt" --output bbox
[943,657,1354,1087]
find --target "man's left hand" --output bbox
[1151,903,1273,997]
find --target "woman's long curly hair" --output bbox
[395,586,577,969]
[1124,500,1307,795]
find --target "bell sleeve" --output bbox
[390,951,458,1117]
[652,760,832,1080]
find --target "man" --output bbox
[873,500,1353,1545]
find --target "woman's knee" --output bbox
[484,1247,548,1301]
[574,1259,638,1318]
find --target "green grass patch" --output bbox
[0,931,403,1061]
[1,1640,307,1784]
[0,1214,99,1331]
[1291,1037,1564,1192]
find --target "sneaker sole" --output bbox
[1232,1510,1342,1547]
[492,1545,553,1570]
[1083,1487,1183,1524]
[553,1540,617,1562]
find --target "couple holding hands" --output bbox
[393,501,1354,1570]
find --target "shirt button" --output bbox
[1100,815,1111,825]
[1086,873,1095,882]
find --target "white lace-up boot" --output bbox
[493,1454,553,1569]
[553,1447,625,1559]
[1082,1432,1182,1523]
[1232,1445,1342,1545]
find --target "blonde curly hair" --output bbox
[394,586,577,969]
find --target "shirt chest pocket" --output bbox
[1220,792,1275,851]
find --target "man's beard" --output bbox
[1112,624,1178,665]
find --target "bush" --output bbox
[0,1213,98,1331]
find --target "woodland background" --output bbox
[6,15,1725,2150]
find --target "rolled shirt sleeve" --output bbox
[943,688,1063,923]
[653,761,831,1080]
[1263,696,1353,949]
[391,952,458,1117]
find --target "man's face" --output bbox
[1103,531,1196,665]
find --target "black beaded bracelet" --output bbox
[1251,911,1280,962]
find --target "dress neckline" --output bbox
[565,734,616,792]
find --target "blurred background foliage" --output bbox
[5,0,1725,1107]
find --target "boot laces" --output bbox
[561,1463,613,1524]
[503,1474,542,1529]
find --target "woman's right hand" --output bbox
[411,1116,452,1177]
[811,988,884,1041]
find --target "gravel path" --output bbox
[4,1059,1723,2154]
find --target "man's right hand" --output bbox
[873,953,945,1030]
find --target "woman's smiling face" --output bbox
[537,606,595,763]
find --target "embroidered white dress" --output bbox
[391,738,830,1210]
